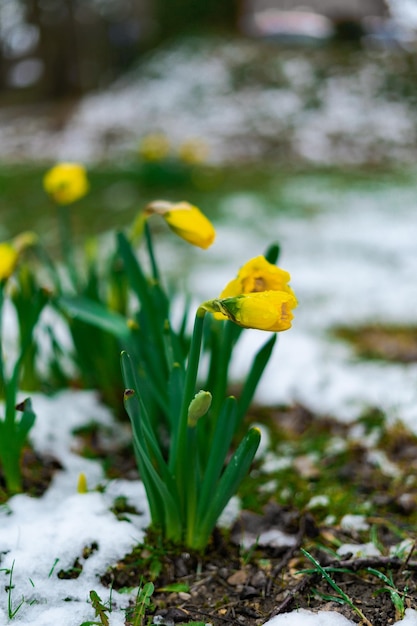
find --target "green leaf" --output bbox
[264,242,280,264]
[117,232,156,321]
[57,296,130,340]
[121,352,182,540]
[157,583,190,593]
[197,427,261,548]
[15,398,36,447]
[196,396,238,519]
[237,334,276,423]
[168,363,184,431]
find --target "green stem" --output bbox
[0,284,5,394]
[57,204,78,290]
[209,321,240,422]
[184,426,199,546]
[144,221,160,282]
[172,307,206,512]
[1,445,22,494]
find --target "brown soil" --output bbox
[333,325,417,363]
[100,505,417,626]
[0,447,62,504]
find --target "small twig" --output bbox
[270,573,319,616]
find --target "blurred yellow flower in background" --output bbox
[145,200,215,249]
[13,231,38,254]
[43,163,89,205]
[139,133,170,161]
[178,138,209,165]
[0,242,18,282]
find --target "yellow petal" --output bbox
[220,256,294,298]
[0,243,18,282]
[219,291,297,332]
[43,162,89,205]
[146,200,215,249]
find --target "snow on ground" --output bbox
[263,608,417,626]
[163,176,417,432]
[2,172,416,624]
[1,37,417,167]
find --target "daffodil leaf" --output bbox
[168,362,184,433]
[121,351,182,538]
[196,396,238,519]
[264,242,280,264]
[14,398,36,448]
[57,295,130,340]
[197,427,261,547]
[237,334,276,424]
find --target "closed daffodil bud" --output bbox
[145,200,215,249]
[0,242,18,282]
[43,162,89,205]
[216,291,297,332]
[187,390,212,427]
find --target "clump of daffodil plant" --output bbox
[0,239,49,494]
[59,196,297,549]
[41,163,126,412]
[121,248,296,549]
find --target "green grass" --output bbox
[238,404,417,529]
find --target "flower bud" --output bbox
[145,200,215,249]
[187,390,212,427]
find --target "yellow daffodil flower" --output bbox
[145,200,216,249]
[139,133,170,161]
[220,255,296,299]
[213,290,297,332]
[0,242,18,282]
[43,162,89,205]
[213,255,297,323]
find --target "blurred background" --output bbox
[1,0,417,243]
